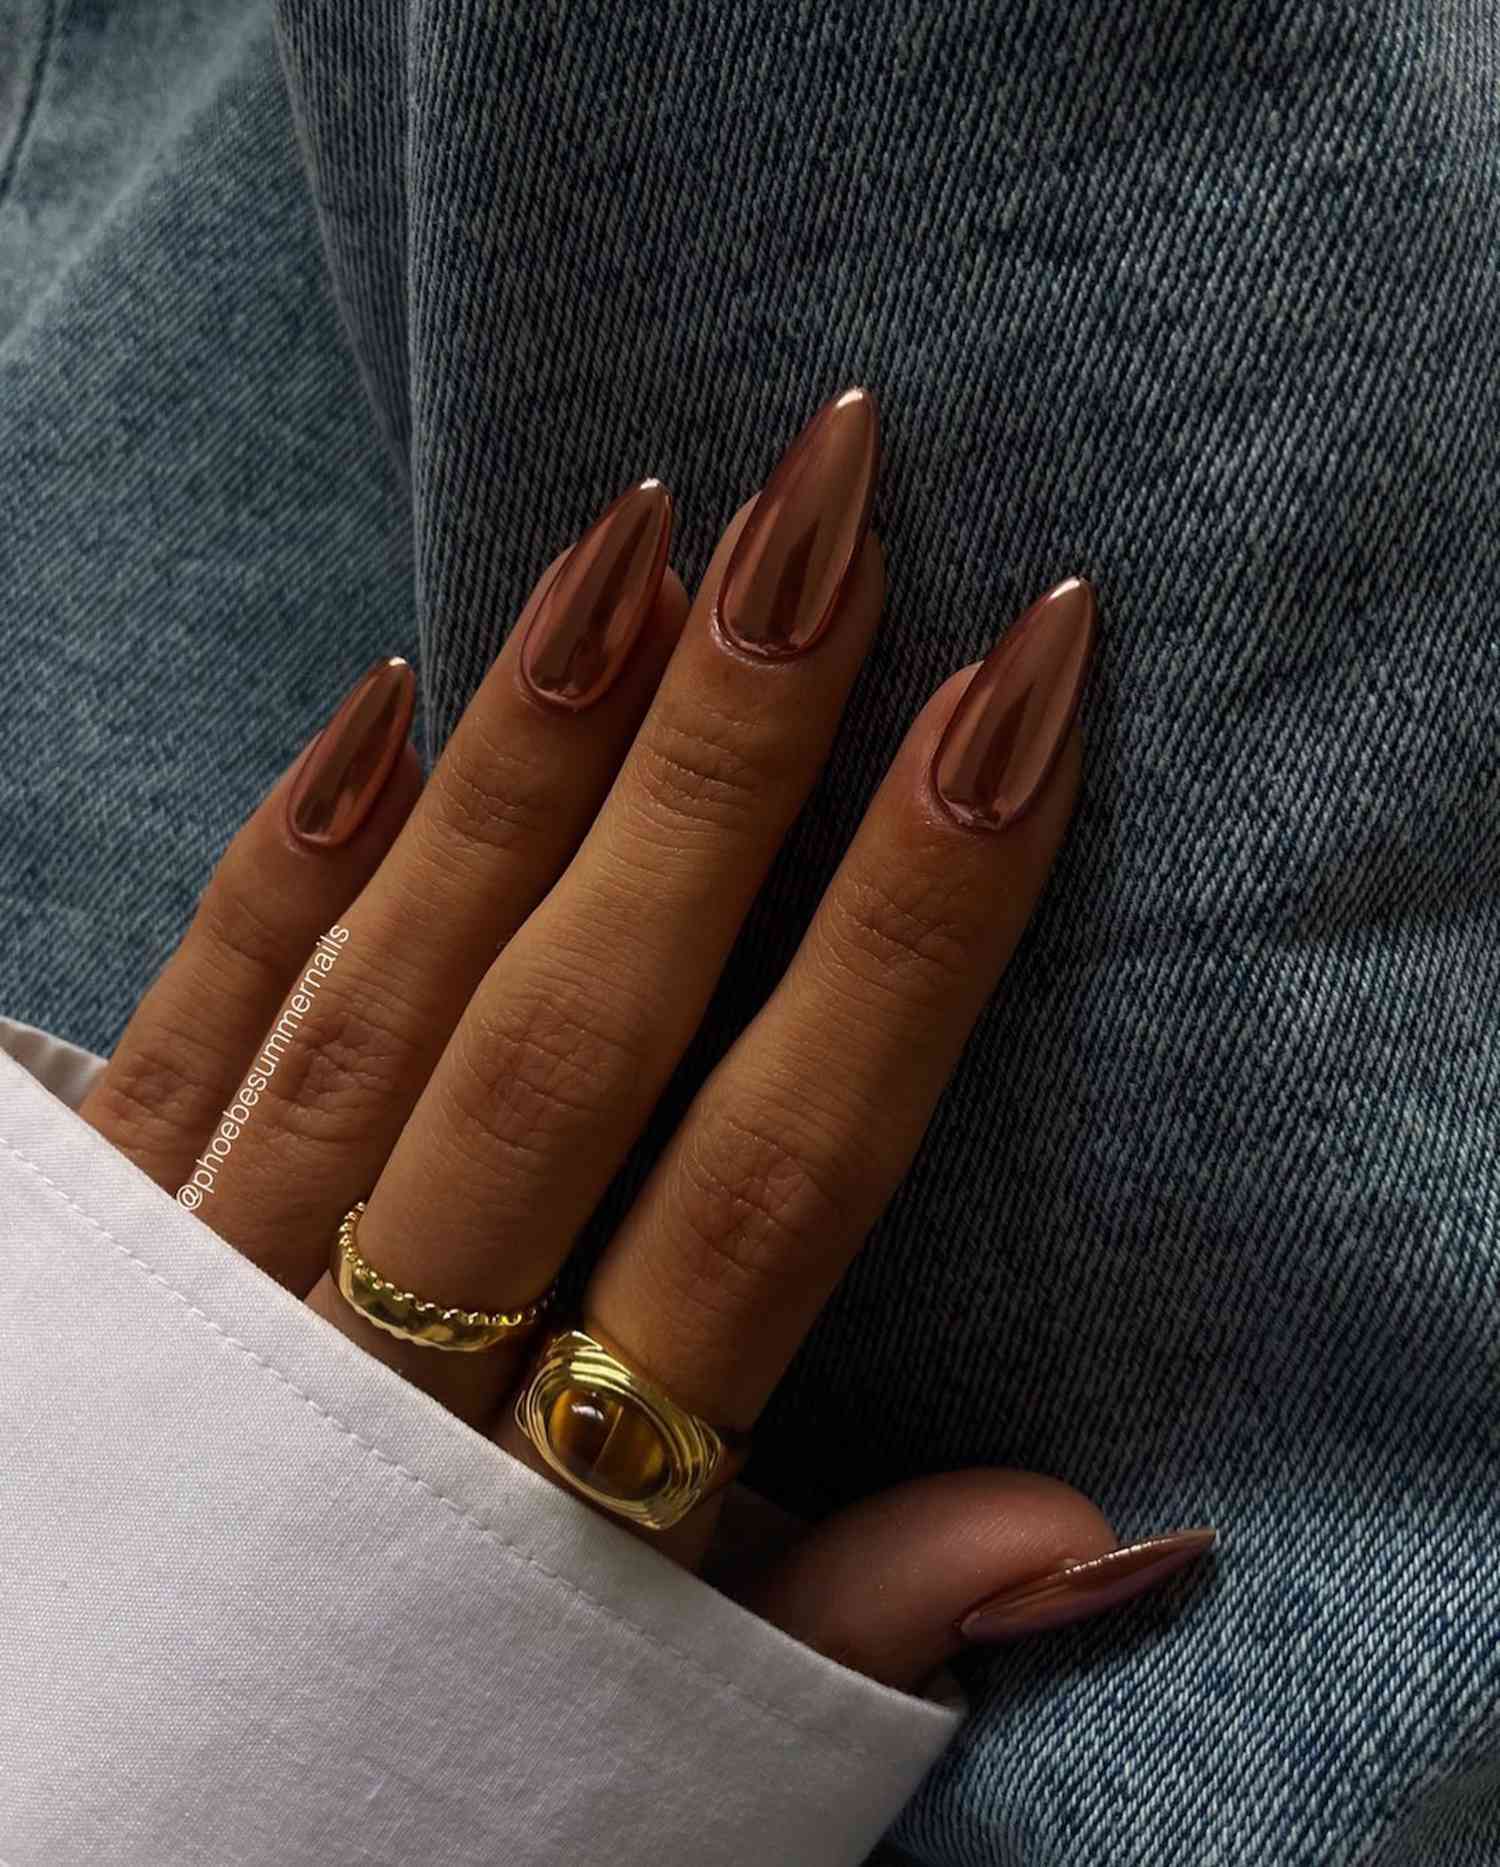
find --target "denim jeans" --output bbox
[2,2,1496,1861]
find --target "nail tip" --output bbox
[635,473,674,517]
[1125,1526,1219,1569]
[1043,574,1097,624]
[955,1525,1220,1645]
[363,653,414,688]
[1159,1524,1218,1550]
[836,383,881,465]
[606,476,674,540]
[377,656,418,730]
[836,380,880,429]
[633,477,675,559]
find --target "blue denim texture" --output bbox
[0,0,415,1047]
[2,2,1497,1862]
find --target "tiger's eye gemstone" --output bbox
[546,1385,669,1502]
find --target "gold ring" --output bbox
[330,1202,554,1352]
[514,1326,749,1531]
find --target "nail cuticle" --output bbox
[706,592,842,669]
[928,761,1048,838]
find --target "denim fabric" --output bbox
[3,2,1498,1863]
[0,0,414,1046]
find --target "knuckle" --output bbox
[424,717,554,869]
[630,698,781,840]
[441,978,644,1170]
[824,863,975,1007]
[86,1031,219,1157]
[667,1099,855,1304]
[252,987,418,1145]
[195,854,299,985]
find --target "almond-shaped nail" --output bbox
[519,479,673,710]
[286,656,415,848]
[713,385,879,659]
[932,575,1098,831]
[957,1527,1218,1643]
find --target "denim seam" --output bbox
[0,1127,897,1767]
[0,0,55,211]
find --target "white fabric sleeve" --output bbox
[0,1018,963,1867]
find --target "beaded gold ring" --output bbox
[330,1202,554,1352]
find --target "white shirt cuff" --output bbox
[0,1017,963,1867]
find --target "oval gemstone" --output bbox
[547,1385,669,1502]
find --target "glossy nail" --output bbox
[713,385,880,659]
[957,1527,1218,1643]
[519,479,673,710]
[931,575,1098,831]
[286,656,416,848]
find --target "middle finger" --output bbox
[311,386,884,1417]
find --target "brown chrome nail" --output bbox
[519,479,673,710]
[931,575,1098,832]
[286,656,415,848]
[957,1527,1218,1643]
[713,385,880,659]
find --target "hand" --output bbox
[80,386,1213,1695]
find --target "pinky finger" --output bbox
[79,657,422,1192]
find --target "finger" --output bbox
[573,577,1096,1563]
[78,658,421,1193]
[721,1470,1217,1692]
[318,387,883,1418]
[196,482,688,1288]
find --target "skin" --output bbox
[80,476,1128,1697]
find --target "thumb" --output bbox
[721,1468,1216,1693]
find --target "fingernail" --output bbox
[957,1527,1218,1643]
[519,479,673,710]
[286,656,415,848]
[713,385,880,659]
[931,575,1098,831]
